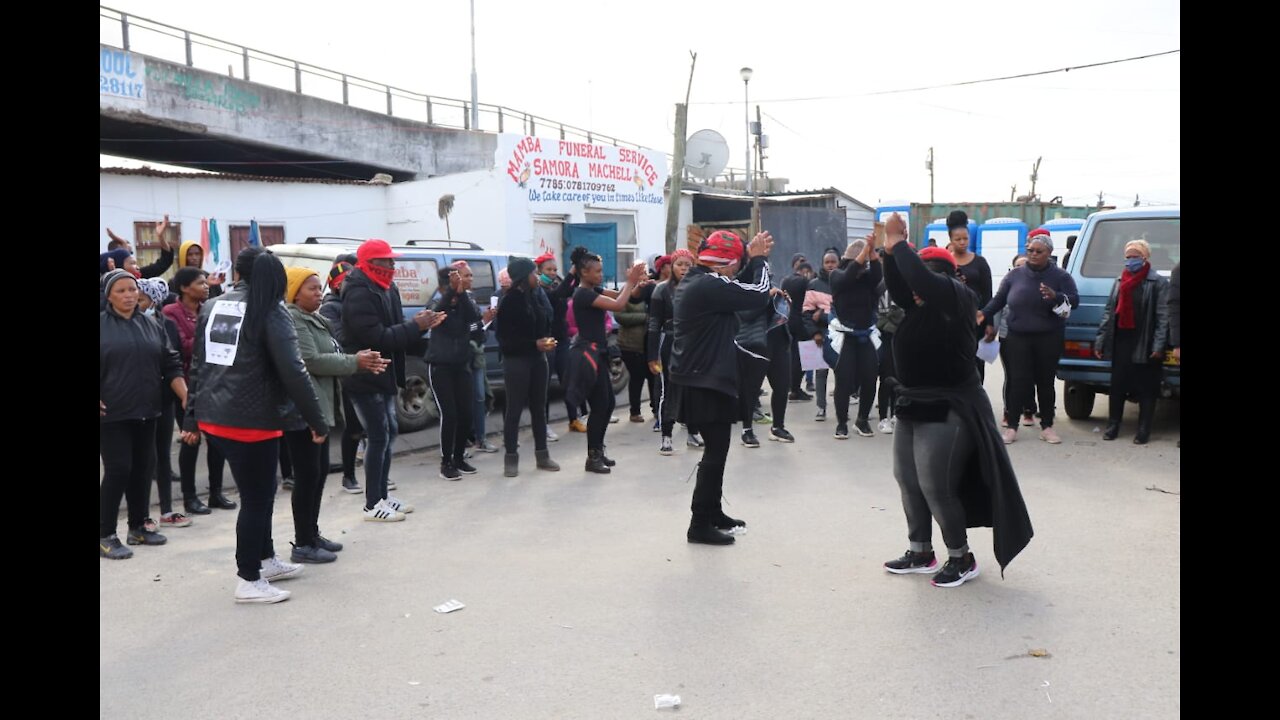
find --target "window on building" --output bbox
[132,220,182,277]
[229,224,286,262]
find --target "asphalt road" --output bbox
[100,363,1180,719]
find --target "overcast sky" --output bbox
[100,0,1180,208]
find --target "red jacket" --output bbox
[162,301,199,378]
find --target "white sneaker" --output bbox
[235,578,291,604]
[260,555,304,582]
[878,418,894,434]
[386,479,397,490]
[364,500,406,522]
[547,426,559,442]
[384,495,415,514]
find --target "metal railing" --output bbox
[99,5,750,186]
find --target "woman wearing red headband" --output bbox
[879,213,1033,588]
[669,230,777,545]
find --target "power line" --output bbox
[691,50,1180,105]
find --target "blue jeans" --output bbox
[349,392,397,510]
[472,364,488,444]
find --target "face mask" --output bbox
[1125,258,1145,273]
[142,307,156,317]
[539,273,553,286]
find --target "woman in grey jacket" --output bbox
[1094,240,1170,444]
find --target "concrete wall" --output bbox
[101,45,495,178]
[99,171,387,251]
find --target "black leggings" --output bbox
[620,349,651,416]
[877,332,897,421]
[835,335,879,424]
[208,436,279,581]
[737,349,789,429]
[1005,329,1063,428]
[100,419,156,537]
[689,422,733,525]
[284,430,329,546]
[340,392,364,480]
[430,363,474,463]
[582,348,616,449]
[278,441,293,480]
[155,392,176,514]
[503,353,549,453]
[999,339,1037,418]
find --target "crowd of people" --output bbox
[101,216,1180,600]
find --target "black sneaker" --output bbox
[687,524,736,545]
[100,535,134,559]
[341,476,362,494]
[439,462,462,481]
[884,549,938,575]
[931,553,980,588]
[788,390,813,402]
[814,407,827,422]
[290,542,337,564]
[282,477,295,491]
[854,418,874,437]
[769,427,795,443]
[126,526,168,546]
[456,459,478,475]
[714,512,746,531]
[316,535,343,552]
[741,429,760,448]
[805,381,816,393]
[834,423,849,440]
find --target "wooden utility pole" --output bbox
[1010,184,1017,202]
[927,147,934,203]
[1029,156,1042,201]
[665,52,697,254]
[1098,191,1105,208]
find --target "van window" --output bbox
[393,260,440,306]
[463,259,496,301]
[1080,218,1180,278]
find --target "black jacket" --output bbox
[734,258,783,357]
[801,274,833,340]
[1096,269,1171,364]
[139,247,174,279]
[645,279,676,363]
[427,288,485,365]
[340,268,427,395]
[830,257,883,330]
[545,274,578,342]
[100,307,184,423]
[670,259,772,399]
[318,293,345,345]
[884,247,979,389]
[780,273,811,339]
[496,285,550,357]
[182,283,328,435]
[1167,263,1180,348]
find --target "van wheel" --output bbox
[1063,381,1096,420]
[396,357,439,433]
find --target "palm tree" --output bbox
[438,194,455,240]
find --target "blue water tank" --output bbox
[977,217,1028,281]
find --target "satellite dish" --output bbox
[684,129,729,180]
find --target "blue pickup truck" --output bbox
[1057,206,1180,420]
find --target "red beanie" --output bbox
[919,246,957,269]
[698,231,744,265]
[654,254,672,273]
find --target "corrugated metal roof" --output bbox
[99,167,375,186]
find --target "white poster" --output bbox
[205,300,246,367]
[100,47,146,103]
[797,340,826,371]
[497,135,668,211]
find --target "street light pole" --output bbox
[741,67,753,195]
[470,0,479,131]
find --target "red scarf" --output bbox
[357,260,395,290]
[1116,263,1148,330]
